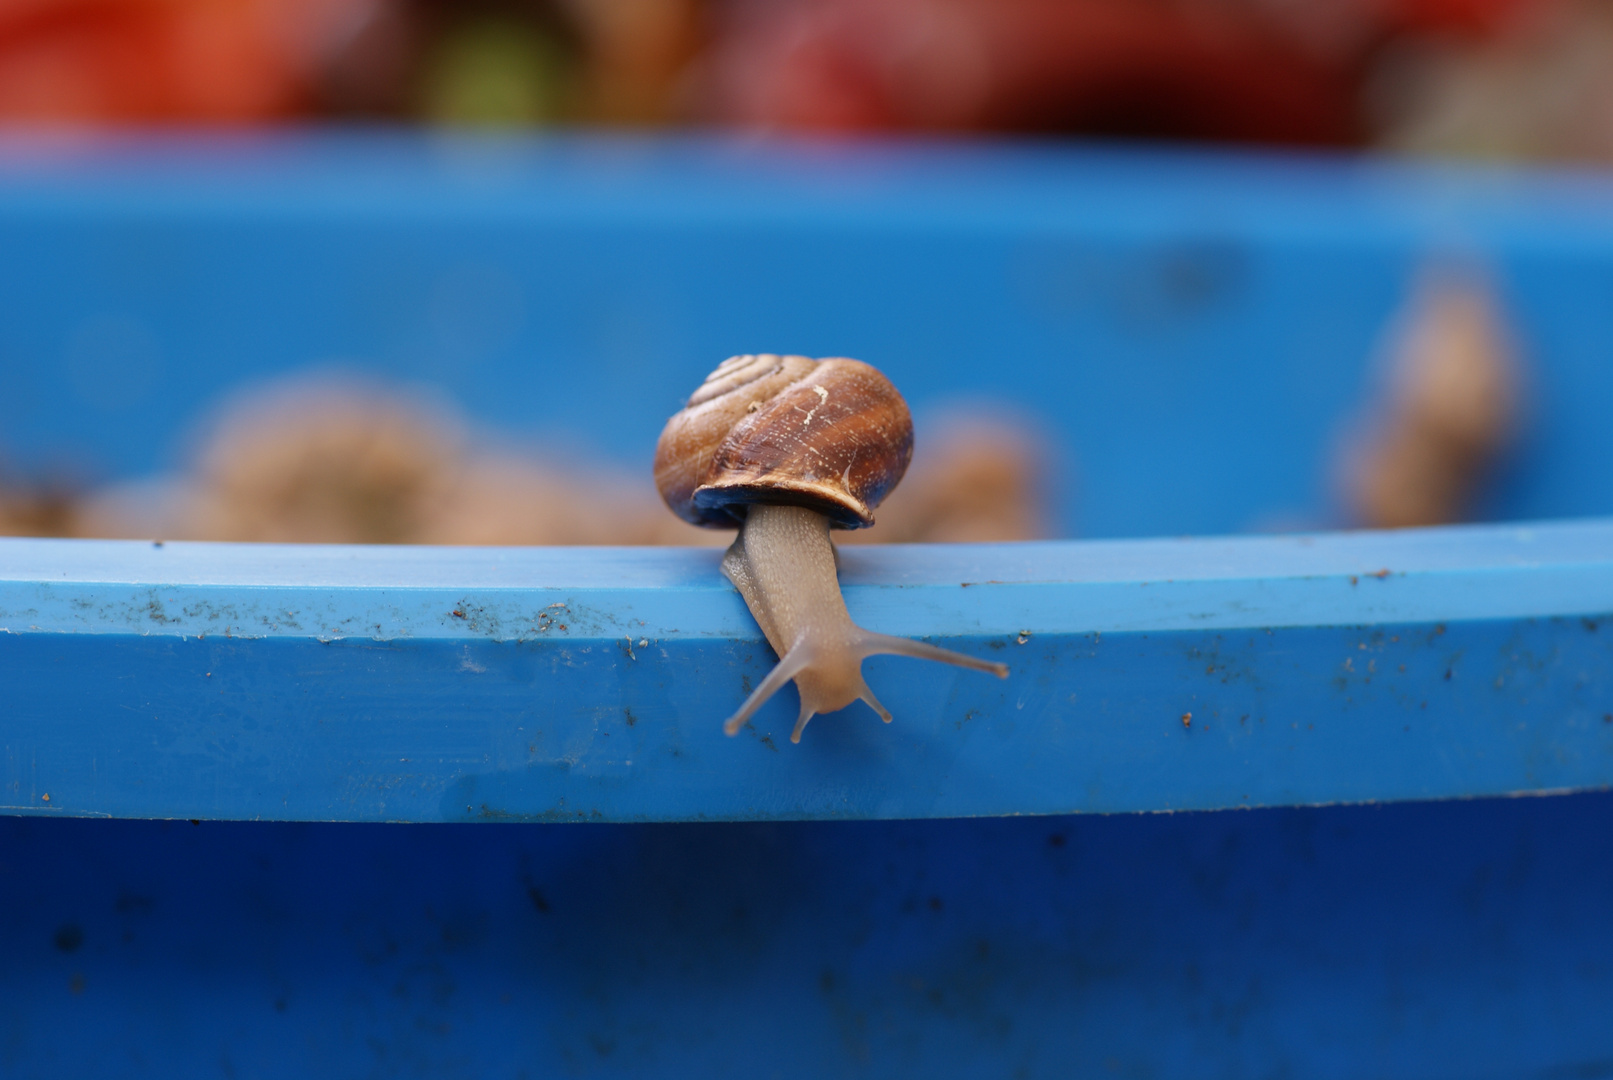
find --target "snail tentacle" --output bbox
[850,630,1012,678]
[722,639,818,737]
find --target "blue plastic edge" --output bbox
[3,519,1612,823]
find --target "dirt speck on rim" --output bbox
[1181,713,1192,728]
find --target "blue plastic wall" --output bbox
[7,796,1613,1079]
[3,133,1613,536]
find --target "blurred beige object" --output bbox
[1374,0,1613,162]
[74,373,723,547]
[0,482,78,537]
[71,374,1047,547]
[417,451,722,547]
[843,414,1050,544]
[415,452,610,546]
[181,378,466,544]
[1341,272,1522,528]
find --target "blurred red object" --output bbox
[0,0,1566,142]
[694,0,1553,144]
[0,0,376,121]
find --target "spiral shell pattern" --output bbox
[654,354,914,529]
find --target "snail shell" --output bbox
[654,354,914,529]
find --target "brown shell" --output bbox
[653,354,913,529]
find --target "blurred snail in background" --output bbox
[1341,271,1521,529]
[655,354,1009,744]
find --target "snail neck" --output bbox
[731,502,854,658]
[721,503,868,741]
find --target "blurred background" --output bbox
[1,0,1609,545]
[5,0,1610,157]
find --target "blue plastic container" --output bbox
[3,133,1612,1078]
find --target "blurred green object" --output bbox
[419,15,575,125]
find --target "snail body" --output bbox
[655,354,1008,743]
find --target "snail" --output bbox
[654,354,1009,743]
